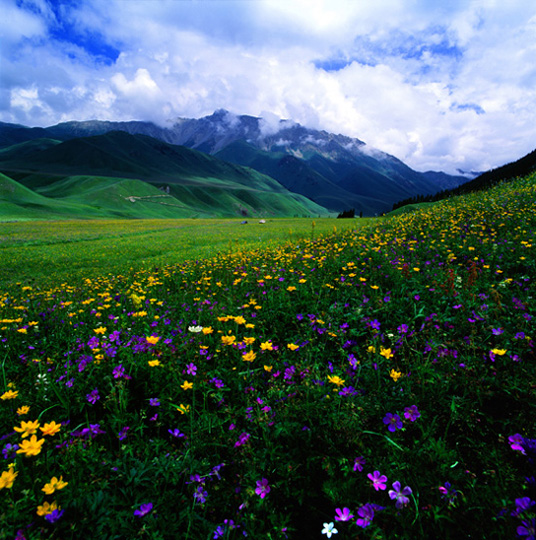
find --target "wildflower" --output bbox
[149,398,160,406]
[356,503,375,528]
[14,419,40,438]
[328,375,345,387]
[148,359,161,367]
[390,369,403,382]
[2,443,18,460]
[181,380,193,391]
[42,476,68,495]
[260,341,273,351]
[188,325,203,333]
[353,456,366,472]
[45,508,64,523]
[380,347,394,359]
[517,519,535,540]
[383,413,403,432]
[491,348,507,356]
[17,435,45,457]
[93,326,107,334]
[255,478,270,499]
[512,497,535,516]
[202,326,213,334]
[194,485,208,504]
[134,502,153,517]
[37,500,58,517]
[118,426,130,441]
[0,390,18,400]
[234,432,250,447]
[368,470,388,491]
[492,327,504,335]
[509,434,526,454]
[388,481,412,509]
[186,363,197,376]
[334,507,354,521]
[321,522,338,537]
[146,335,160,345]
[234,316,246,325]
[16,406,30,415]
[221,335,236,346]
[168,428,185,438]
[86,389,100,404]
[287,343,299,350]
[40,421,61,436]
[242,350,256,362]
[177,404,190,414]
[403,405,421,422]
[0,466,18,489]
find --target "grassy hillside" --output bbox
[0,133,328,220]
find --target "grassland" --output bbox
[0,175,535,539]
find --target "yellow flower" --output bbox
[380,347,394,359]
[243,337,256,345]
[16,435,45,457]
[42,476,68,495]
[36,500,58,517]
[146,336,160,345]
[17,406,30,416]
[242,350,256,362]
[390,369,403,382]
[328,375,345,387]
[148,359,161,367]
[370,285,379,290]
[234,316,246,325]
[287,343,299,351]
[0,390,19,400]
[0,466,18,490]
[263,365,273,372]
[287,286,297,292]
[14,419,40,438]
[260,341,273,351]
[221,335,236,346]
[176,404,190,414]
[202,326,214,334]
[93,326,107,334]
[181,380,193,391]
[367,346,376,354]
[491,348,507,356]
[40,421,61,437]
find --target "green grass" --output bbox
[0,217,366,288]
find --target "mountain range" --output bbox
[0,110,470,220]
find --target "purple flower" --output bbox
[186,362,197,376]
[194,485,208,504]
[86,388,100,404]
[112,364,130,379]
[403,405,420,422]
[513,497,536,517]
[334,507,354,521]
[383,412,403,432]
[355,503,375,528]
[353,456,366,472]
[234,432,250,447]
[367,470,387,491]
[118,426,130,441]
[255,478,270,499]
[388,481,412,509]
[134,502,153,517]
[2,443,18,459]
[168,428,185,439]
[397,324,409,334]
[149,398,160,406]
[492,327,504,335]
[370,319,381,330]
[45,508,64,523]
[517,519,535,540]
[509,434,526,454]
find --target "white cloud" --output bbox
[1,0,535,173]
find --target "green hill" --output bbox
[0,132,328,220]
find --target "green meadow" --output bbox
[0,175,535,539]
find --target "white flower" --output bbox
[321,522,338,538]
[188,325,203,333]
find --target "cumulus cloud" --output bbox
[1,0,535,173]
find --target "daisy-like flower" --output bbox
[37,500,59,517]
[42,476,68,495]
[14,419,40,438]
[40,421,61,437]
[16,406,30,416]
[260,341,273,351]
[242,350,256,362]
[388,481,412,509]
[0,466,18,489]
[0,390,18,400]
[181,380,193,391]
[321,522,338,537]
[188,326,203,333]
[16,435,45,457]
[255,478,270,499]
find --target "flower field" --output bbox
[1,175,535,539]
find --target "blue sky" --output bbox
[1,0,536,174]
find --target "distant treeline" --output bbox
[392,147,536,212]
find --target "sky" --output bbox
[1,0,536,174]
